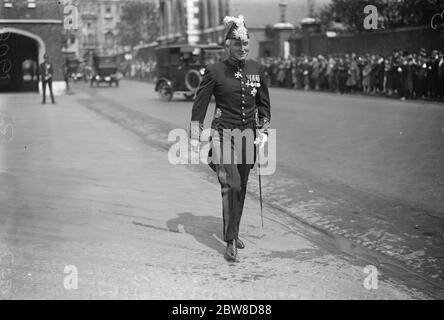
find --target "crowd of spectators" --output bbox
[258,49,444,101]
[119,60,157,81]
[122,49,444,102]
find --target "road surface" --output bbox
[1,81,443,299]
[76,80,444,284]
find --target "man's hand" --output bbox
[254,130,268,149]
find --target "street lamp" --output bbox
[279,0,288,23]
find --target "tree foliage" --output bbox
[116,1,159,47]
[316,0,442,33]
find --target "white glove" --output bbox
[190,138,200,153]
[254,131,268,149]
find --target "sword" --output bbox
[257,149,264,228]
[255,113,268,228]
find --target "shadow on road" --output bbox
[166,212,225,255]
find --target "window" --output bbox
[27,0,36,9]
[156,49,168,67]
[105,32,114,46]
[87,34,96,46]
[105,6,113,20]
[83,3,97,15]
[105,18,113,29]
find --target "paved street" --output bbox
[0,81,443,299]
[76,80,444,283]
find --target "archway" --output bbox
[0,28,46,92]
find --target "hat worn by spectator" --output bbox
[224,15,249,41]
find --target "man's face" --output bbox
[227,39,249,61]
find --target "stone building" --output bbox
[157,0,229,45]
[157,0,322,58]
[230,0,324,58]
[77,0,155,59]
[78,0,122,58]
[0,0,65,93]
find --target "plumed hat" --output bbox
[223,15,249,41]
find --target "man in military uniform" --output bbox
[40,54,56,104]
[190,15,271,262]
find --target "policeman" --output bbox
[40,54,56,104]
[190,15,271,262]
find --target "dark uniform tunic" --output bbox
[191,58,271,242]
[39,61,55,104]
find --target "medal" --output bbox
[235,71,242,79]
[251,87,257,96]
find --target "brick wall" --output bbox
[0,0,62,20]
[3,23,64,81]
[303,26,444,56]
[0,0,64,82]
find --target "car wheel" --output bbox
[185,69,202,92]
[159,81,173,101]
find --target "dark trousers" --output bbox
[217,162,251,242]
[397,74,406,98]
[210,125,255,242]
[338,74,347,93]
[64,77,70,91]
[42,79,55,103]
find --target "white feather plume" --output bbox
[223,15,248,41]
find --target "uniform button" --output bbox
[241,81,244,84]
[242,107,245,110]
[242,119,245,122]
[242,101,245,104]
[242,87,245,91]
[242,113,245,116]
[241,94,245,97]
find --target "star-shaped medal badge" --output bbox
[235,71,242,79]
[251,87,257,96]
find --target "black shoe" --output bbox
[236,238,245,249]
[224,240,238,262]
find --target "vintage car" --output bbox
[154,44,225,101]
[66,58,86,82]
[66,58,79,78]
[90,55,120,87]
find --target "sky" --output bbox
[229,0,331,28]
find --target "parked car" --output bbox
[90,55,120,87]
[66,58,85,82]
[154,44,225,101]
